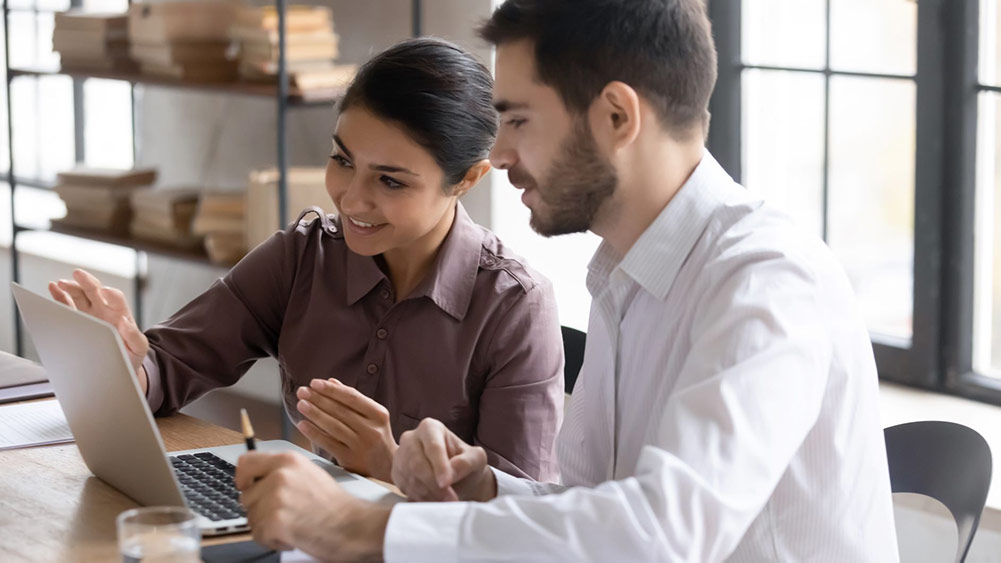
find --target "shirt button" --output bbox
[380,289,391,300]
[366,363,379,375]
[376,328,388,340]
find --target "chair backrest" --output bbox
[884,421,992,563]
[561,326,586,394]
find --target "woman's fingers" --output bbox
[48,282,77,310]
[72,269,108,310]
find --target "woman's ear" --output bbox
[450,160,492,198]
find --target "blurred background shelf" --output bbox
[8,65,344,106]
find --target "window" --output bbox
[2,0,137,355]
[975,0,1001,376]
[708,0,950,389]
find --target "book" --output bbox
[55,185,131,210]
[53,27,128,46]
[53,10,128,34]
[131,219,203,249]
[140,60,238,82]
[204,232,246,264]
[292,65,356,92]
[53,204,132,235]
[128,1,239,44]
[238,58,344,80]
[130,41,232,66]
[53,35,130,60]
[197,191,245,217]
[236,5,332,33]
[230,27,334,47]
[131,205,197,232]
[59,56,140,74]
[56,166,157,188]
[239,35,338,64]
[131,187,200,215]
[246,167,333,249]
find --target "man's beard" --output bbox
[523,118,618,237]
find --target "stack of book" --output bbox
[53,167,158,236]
[52,10,137,73]
[192,191,247,264]
[233,5,355,99]
[130,187,202,249]
[128,0,239,82]
[246,167,333,250]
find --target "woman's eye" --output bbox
[331,154,353,168]
[380,175,405,189]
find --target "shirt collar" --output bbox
[587,150,738,301]
[345,202,483,321]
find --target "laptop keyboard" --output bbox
[169,452,246,522]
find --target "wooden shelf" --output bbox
[27,222,226,268]
[9,65,343,106]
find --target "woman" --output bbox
[49,38,563,484]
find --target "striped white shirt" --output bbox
[384,151,899,562]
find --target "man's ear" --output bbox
[450,160,493,198]
[589,81,642,153]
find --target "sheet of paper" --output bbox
[0,400,74,451]
[280,549,320,562]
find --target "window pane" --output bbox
[84,79,133,169]
[973,92,1001,375]
[0,20,7,174]
[827,76,916,339]
[981,0,1001,87]
[11,76,75,182]
[9,11,58,68]
[83,0,128,10]
[37,0,70,12]
[742,69,825,237]
[742,0,825,70]
[830,0,917,76]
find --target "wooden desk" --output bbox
[2,410,271,561]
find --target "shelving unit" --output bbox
[2,0,423,355]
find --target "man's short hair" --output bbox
[479,0,718,139]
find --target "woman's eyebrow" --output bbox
[334,134,420,176]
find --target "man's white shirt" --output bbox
[384,151,899,562]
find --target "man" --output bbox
[235,1,899,560]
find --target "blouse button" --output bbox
[376,328,388,340]
[366,363,379,375]
[380,289,391,300]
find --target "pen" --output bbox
[240,408,256,451]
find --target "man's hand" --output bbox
[295,378,398,482]
[48,268,149,393]
[235,451,391,560]
[392,418,497,503]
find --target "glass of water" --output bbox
[116,506,201,563]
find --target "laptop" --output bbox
[11,282,397,536]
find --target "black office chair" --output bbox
[561,326,586,394]
[884,421,992,563]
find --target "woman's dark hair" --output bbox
[339,37,498,187]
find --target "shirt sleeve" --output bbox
[474,280,564,482]
[385,255,834,562]
[142,226,302,416]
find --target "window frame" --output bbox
[707,0,988,397]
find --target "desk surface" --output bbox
[0,410,261,562]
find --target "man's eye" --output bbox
[507,118,527,129]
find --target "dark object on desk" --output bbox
[201,540,278,562]
[561,326,586,394]
[0,351,53,404]
[884,420,992,563]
